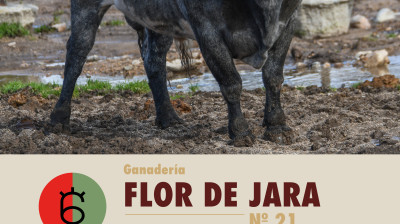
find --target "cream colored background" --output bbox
[0,155,399,223]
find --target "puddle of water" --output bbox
[1,56,400,92]
[371,139,381,146]
[168,56,400,92]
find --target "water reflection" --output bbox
[321,68,331,88]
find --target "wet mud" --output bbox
[0,86,399,154]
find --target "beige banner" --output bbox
[0,155,399,223]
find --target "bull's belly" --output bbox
[111,0,266,68]
[113,0,195,39]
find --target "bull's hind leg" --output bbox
[51,1,110,127]
[191,26,255,147]
[262,18,296,144]
[140,29,183,129]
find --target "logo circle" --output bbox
[39,173,106,224]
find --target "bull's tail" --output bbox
[174,38,193,76]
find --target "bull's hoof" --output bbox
[264,126,294,145]
[233,131,256,147]
[50,107,70,126]
[155,112,183,129]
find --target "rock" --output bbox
[20,61,29,68]
[0,3,38,27]
[291,47,303,61]
[7,41,16,48]
[355,51,373,60]
[167,59,185,72]
[8,92,27,107]
[350,15,371,30]
[376,8,396,23]
[132,59,141,66]
[312,61,321,70]
[124,65,133,71]
[296,62,307,70]
[296,0,353,38]
[176,85,184,89]
[359,75,399,89]
[87,55,100,62]
[51,22,67,32]
[166,59,202,72]
[356,50,390,68]
[323,62,331,69]
[334,62,344,68]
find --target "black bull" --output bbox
[50,0,302,147]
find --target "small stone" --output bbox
[192,52,202,59]
[7,42,16,48]
[124,65,133,71]
[376,8,396,23]
[132,59,141,66]
[87,55,99,62]
[350,15,371,30]
[312,61,321,70]
[167,59,185,72]
[20,61,29,68]
[176,85,184,89]
[355,51,373,60]
[323,62,331,69]
[52,23,67,32]
[296,62,307,70]
[334,62,344,68]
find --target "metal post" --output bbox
[0,0,7,6]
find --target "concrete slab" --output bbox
[0,3,38,27]
[297,0,354,38]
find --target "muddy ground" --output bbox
[0,0,400,153]
[0,85,399,154]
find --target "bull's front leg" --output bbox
[262,17,296,144]
[141,29,183,129]
[51,1,110,128]
[192,25,255,147]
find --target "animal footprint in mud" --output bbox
[16,119,35,130]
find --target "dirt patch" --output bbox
[359,74,400,89]
[0,87,399,154]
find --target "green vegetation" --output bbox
[0,23,30,38]
[351,82,362,89]
[171,94,186,100]
[34,25,56,34]
[115,80,151,94]
[294,29,307,38]
[386,33,397,39]
[189,84,200,94]
[77,80,112,93]
[329,87,337,92]
[102,20,126,27]
[53,10,64,17]
[296,86,305,91]
[52,10,64,25]
[0,80,151,98]
[0,81,61,98]
[362,35,378,42]
[397,85,400,91]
